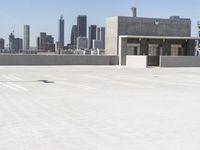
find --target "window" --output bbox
[127,44,140,55]
[171,44,183,56]
[148,44,159,56]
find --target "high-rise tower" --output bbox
[59,15,65,48]
[24,25,30,51]
[77,15,87,37]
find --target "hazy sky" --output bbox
[0,0,200,47]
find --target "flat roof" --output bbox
[1,66,200,149]
[119,35,200,40]
[107,16,191,21]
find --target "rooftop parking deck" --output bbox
[0,66,200,150]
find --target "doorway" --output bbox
[148,44,160,66]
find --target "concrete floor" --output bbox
[0,66,200,150]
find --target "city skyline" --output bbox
[0,0,200,46]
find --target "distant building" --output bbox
[70,25,78,49]
[56,41,63,52]
[198,22,200,52]
[77,15,87,37]
[0,38,5,50]
[88,25,97,49]
[77,37,88,50]
[93,40,103,49]
[9,33,23,52]
[37,37,40,50]
[56,41,63,54]
[9,33,15,52]
[96,27,105,49]
[37,32,55,52]
[58,15,65,48]
[15,38,23,52]
[24,25,30,51]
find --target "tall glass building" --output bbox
[77,15,87,37]
[59,16,65,48]
[70,25,78,49]
[88,25,97,49]
[24,25,30,51]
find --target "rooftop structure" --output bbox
[105,5,198,66]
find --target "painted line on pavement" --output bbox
[7,82,28,91]
[0,83,19,91]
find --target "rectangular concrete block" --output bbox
[126,56,147,68]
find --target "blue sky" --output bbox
[0,0,200,46]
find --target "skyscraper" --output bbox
[59,15,65,48]
[77,15,87,37]
[70,25,78,49]
[24,25,30,51]
[88,25,97,49]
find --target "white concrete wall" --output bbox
[105,16,118,55]
[160,56,200,67]
[126,56,147,68]
[0,55,119,66]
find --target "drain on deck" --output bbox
[37,80,55,83]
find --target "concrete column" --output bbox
[119,37,127,65]
[140,39,148,55]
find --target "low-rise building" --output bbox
[93,40,104,50]
[77,37,88,50]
